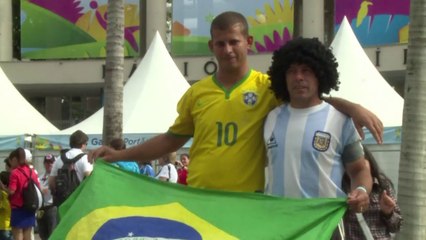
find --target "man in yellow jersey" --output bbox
[90,11,383,193]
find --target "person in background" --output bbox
[109,138,140,174]
[36,154,57,240]
[0,171,12,240]
[340,146,402,239]
[90,11,383,193]
[0,148,41,240]
[3,158,11,172]
[139,161,155,177]
[23,149,37,240]
[176,154,190,185]
[49,130,93,207]
[156,152,178,183]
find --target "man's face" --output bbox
[208,23,253,72]
[180,155,189,166]
[285,63,321,108]
[9,157,18,169]
[44,160,54,173]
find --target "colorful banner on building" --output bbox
[20,0,140,59]
[0,135,26,151]
[335,0,410,46]
[363,126,402,145]
[50,160,346,239]
[172,0,294,56]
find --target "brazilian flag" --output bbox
[50,160,347,239]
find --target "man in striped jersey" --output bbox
[264,37,372,213]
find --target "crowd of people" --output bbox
[0,10,403,240]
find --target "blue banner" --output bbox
[35,134,192,150]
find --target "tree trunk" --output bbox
[103,0,124,145]
[397,0,426,239]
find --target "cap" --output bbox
[24,149,32,162]
[44,154,55,162]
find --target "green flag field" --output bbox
[50,160,347,239]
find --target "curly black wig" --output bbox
[267,38,340,102]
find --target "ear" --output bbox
[247,35,254,47]
[208,40,214,52]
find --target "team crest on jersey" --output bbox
[243,91,258,106]
[312,131,331,152]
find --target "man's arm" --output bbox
[48,176,56,193]
[345,158,373,213]
[89,133,189,164]
[325,97,383,144]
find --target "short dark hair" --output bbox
[44,154,55,163]
[268,37,340,102]
[210,11,249,37]
[3,157,10,168]
[109,138,126,150]
[0,171,10,186]
[69,130,89,148]
[9,147,27,166]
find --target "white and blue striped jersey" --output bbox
[264,101,362,198]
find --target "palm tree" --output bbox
[397,0,426,238]
[103,0,125,145]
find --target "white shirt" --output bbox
[156,163,178,183]
[50,148,93,182]
[39,171,53,205]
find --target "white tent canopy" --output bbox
[329,17,404,128]
[59,32,190,135]
[36,32,190,149]
[331,17,404,192]
[0,66,59,136]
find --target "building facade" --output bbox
[0,0,407,130]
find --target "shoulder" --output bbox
[325,102,350,118]
[67,149,88,160]
[252,70,269,80]
[245,70,271,86]
[266,104,286,123]
[10,168,20,178]
[264,105,286,138]
[68,148,85,155]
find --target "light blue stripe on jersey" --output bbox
[271,109,289,195]
[299,104,329,197]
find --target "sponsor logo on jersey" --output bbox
[312,131,331,152]
[267,133,278,149]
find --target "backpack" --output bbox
[18,168,43,212]
[53,150,86,206]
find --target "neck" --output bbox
[290,99,323,109]
[216,65,250,89]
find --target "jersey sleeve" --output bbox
[341,118,364,164]
[168,87,195,137]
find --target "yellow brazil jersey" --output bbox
[0,190,11,230]
[168,70,278,192]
